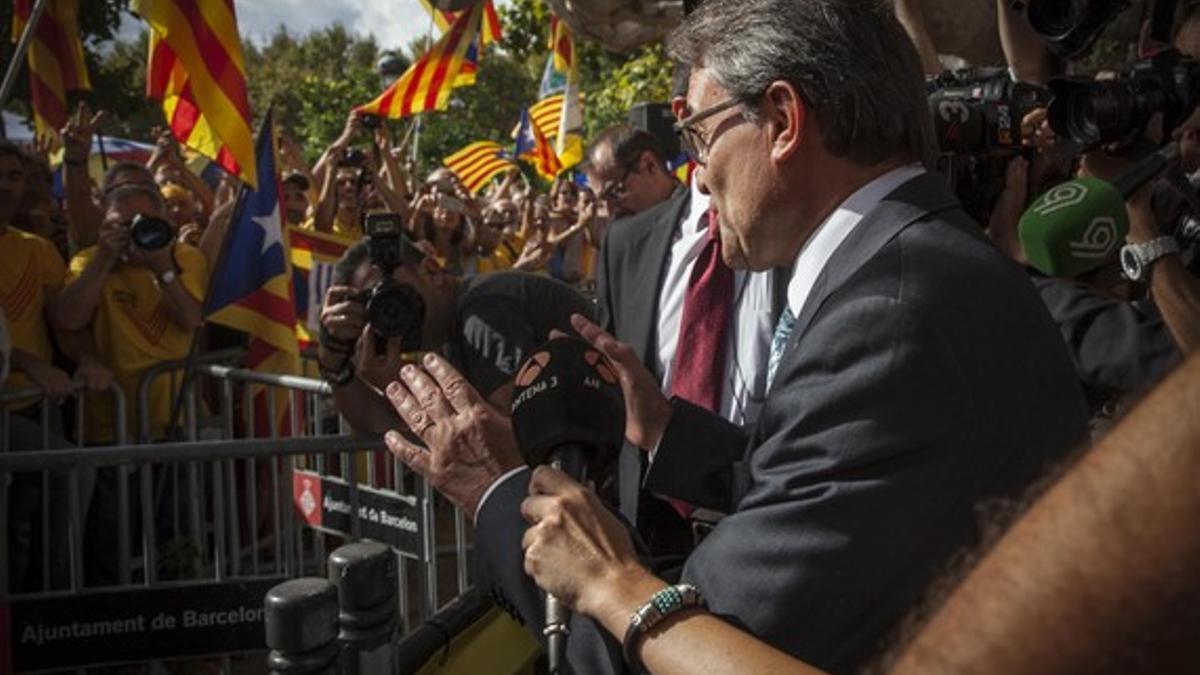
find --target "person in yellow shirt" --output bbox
[55,182,207,586]
[56,183,207,445]
[1,140,102,591]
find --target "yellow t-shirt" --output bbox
[476,234,524,275]
[300,213,363,241]
[66,243,209,443]
[0,227,66,401]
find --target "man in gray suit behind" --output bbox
[381,1,1089,673]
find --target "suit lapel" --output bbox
[627,187,690,371]
[787,173,960,357]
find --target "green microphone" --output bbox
[1018,177,1129,277]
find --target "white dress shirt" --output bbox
[785,165,927,321]
[655,182,776,427]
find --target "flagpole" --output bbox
[163,109,272,440]
[0,0,51,112]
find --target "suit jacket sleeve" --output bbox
[1033,276,1180,395]
[475,469,627,675]
[594,224,618,335]
[643,398,749,512]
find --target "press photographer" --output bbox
[316,211,594,433]
[986,36,1200,420]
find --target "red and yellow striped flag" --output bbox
[133,0,257,188]
[524,115,562,179]
[357,3,483,119]
[417,0,502,45]
[12,0,91,137]
[529,94,563,140]
[444,141,514,194]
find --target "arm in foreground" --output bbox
[889,351,1200,675]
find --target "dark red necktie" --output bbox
[666,209,734,517]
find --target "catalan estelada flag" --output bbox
[12,0,90,137]
[289,226,353,349]
[133,0,257,188]
[204,112,299,434]
[444,141,514,194]
[669,153,697,185]
[515,106,562,179]
[357,3,483,119]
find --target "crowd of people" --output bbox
[0,79,613,591]
[4,0,1200,672]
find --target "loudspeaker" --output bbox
[627,103,681,160]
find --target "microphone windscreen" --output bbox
[1019,177,1129,277]
[510,337,625,477]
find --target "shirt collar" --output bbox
[786,164,926,314]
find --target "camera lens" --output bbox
[1027,0,1077,39]
[130,214,175,250]
[364,282,425,350]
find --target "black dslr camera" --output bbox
[1047,49,1200,150]
[130,213,175,250]
[359,212,425,352]
[927,68,1049,223]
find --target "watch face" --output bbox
[1121,247,1142,281]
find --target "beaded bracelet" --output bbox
[621,583,705,674]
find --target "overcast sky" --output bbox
[118,0,501,53]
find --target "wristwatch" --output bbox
[1120,236,1179,282]
[157,268,178,285]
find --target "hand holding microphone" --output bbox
[510,335,626,674]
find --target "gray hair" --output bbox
[105,183,167,215]
[667,0,935,167]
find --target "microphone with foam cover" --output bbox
[1018,176,1130,277]
[510,336,625,674]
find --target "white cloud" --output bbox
[119,0,499,52]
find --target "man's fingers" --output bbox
[528,465,575,497]
[385,379,436,439]
[421,352,483,413]
[571,313,636,367]
[520,493,558,525]
[399,364,456,420]
[385,430,431,476]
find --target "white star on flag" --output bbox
[252,202,283,257]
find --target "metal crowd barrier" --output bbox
[0,381,127,596]
[1,356,478,672]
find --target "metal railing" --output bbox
[1,381,127,595]
[2,359,477,672]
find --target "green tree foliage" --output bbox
[0,0,144,137]
[498,0,674,140]
[242,24,382,161]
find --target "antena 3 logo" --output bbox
[1069,217,1119,260]
[1033,182,1089,217]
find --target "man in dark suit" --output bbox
[381,0,1089,673]
[588,123,779,555]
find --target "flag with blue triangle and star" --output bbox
[205,110,298,355]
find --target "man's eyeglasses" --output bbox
[597,167,632,202]
[674,98,745,166]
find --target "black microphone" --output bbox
[510,336,626,674]
[1112,142,1179,199]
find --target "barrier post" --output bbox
[328,541,397,675]
[264,577,342,674]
